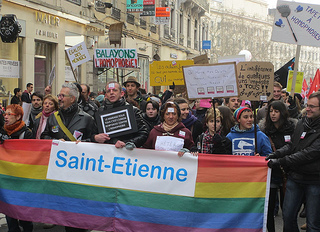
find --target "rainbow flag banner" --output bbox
[0,140,270,232]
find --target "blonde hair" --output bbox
[205,108,222,123]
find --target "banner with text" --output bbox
[287,70,304,93]
[0,59,20,78]
[150,60,194,86]
[94,48,138,69]
[271,0,320,47]
[183,62,238,99]
[127,0,143,13]
[65,41,91,70]
[237,62,274,101]
[0,140,269,232]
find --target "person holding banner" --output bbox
[0,104,34,232]
[143,101,194,157]
[226,107,272,156]
[259,100,297,232]
[266,91,320,232]
[191,108,231,155]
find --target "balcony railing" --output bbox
[170,28,176,40]
[164,25,170,38]
[111,7,121,20]
[187,37,191,48]
[194,41,198,50]
[127,14,135,25]
[150,25,157,33]
[140,18,147,29]
[179,34,184,45]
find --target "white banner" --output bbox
[47,141,198,197]
[271,1,320,47]
[0,59,20,78]
[65,41,91,69]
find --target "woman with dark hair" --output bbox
[173,97,203,143]
[143,101,194,157]
[33,94,59,139]
[0,104,33,232]
[142,100,161,131]
[218,106,235,136]
[259,100,297,232]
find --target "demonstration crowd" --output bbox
[0,76,320,232]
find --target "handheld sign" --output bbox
[65,41,91,70]
[287,70,304,93]
[94,48,138,69]
[237,62,274,101]
[150,60,194,86]
[95,105,138,138]
[183,62,238,99]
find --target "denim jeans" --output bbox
[283,178,320,232]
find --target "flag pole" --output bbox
[290,45,301,96]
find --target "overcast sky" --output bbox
[267,0,320,8]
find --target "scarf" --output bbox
[102,97,126,109]
[60,103,78,127]
[304,116,320,131]
[36,110,56,139]
[182,111,198,130]
[4,120,25,136]
[31,105,42,117]
[162,122,179,132]
[233,124,252,133]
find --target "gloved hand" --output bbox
[265,153,277,161]
[125,142,136,150]
[287,95,296,108]
[267,159,281,169]
[169,82,175,90]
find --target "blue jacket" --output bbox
[226,125,272,156]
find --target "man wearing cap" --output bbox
[123,76,147,112]
[94,81,148,149]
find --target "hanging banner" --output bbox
[271,0,320,47]
[0,59,20,78]
[94,48,138,69]
[127,0,143,13]
[155,7,170,24]
[150,60,194,86]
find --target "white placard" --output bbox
[47,141,198,197]
[22,102,31,125]
[183,62,238,99]
[218,55,246,64]
[0,59,20,78]
[271,1,320,47]
[65,41,91,69]
[155,136,184,152]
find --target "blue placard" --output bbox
[202,40,211,50]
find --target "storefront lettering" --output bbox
[36,29,58,39]
[35,12,60,26]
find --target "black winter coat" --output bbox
[97,98,148,147]
[142,113,161,132]
[0,124,33,142]
[274,117,320,184]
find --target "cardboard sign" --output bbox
[65,41,91,70]
[94,48,138,69]
[183,62,238,99]
[271,1,320,47]
[287,70,304,93]
[192,54,209,64]
[150,60,194,86]
[237,62,274,101]
[95,105,138,137]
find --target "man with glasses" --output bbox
[41,83,97,143]
[266,91,320,232]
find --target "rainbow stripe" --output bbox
[0,140,269,231]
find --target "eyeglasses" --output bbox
[57,94,72,99]
[3,112,17,116]
[306,104,320,109]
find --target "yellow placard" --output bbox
[286,71,304,93]
[150,60,194,86]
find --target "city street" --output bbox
[0,209,306,232]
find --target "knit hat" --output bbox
[233,107,252,121]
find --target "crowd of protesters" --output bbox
[0,77,319,232]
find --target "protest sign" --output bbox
[65,41,91,70]
[192,54,209,64]
[286,70,304,93]
[271,1,320,47]
[95,105,138,137]
[0,139,270,232]
[183,62,238,99]
[155,136,184,152]
[150,60,194,86]
[94,48,138,69]
[218,54,246,64]
[237,62,274,101]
